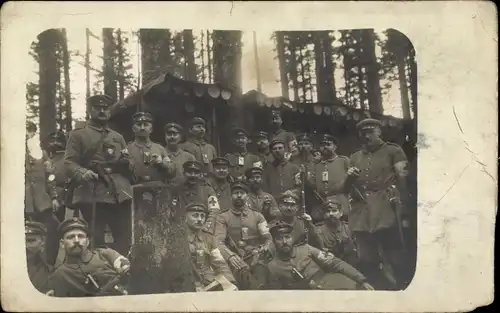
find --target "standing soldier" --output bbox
[164,122,196,187]
[64,95,134,256]
[252,131,274,166]
[44,130,69,222]
[307,134,351,222]
[180,117,217,175]
[126,112,176,185]
[225,128,261,181]
[25,221,52,294]
[290,133,317,216]
[177,160,219,233]
[347,118,411,290]
[185,202,238,291]
[245,166,280,222]
[214,181,272,289]
[269,110,297,157]
[263,139,301,201]
[207,157,233,210]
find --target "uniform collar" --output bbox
[230,206,249,216]
[362,140,386,154]
[272,128,285,136]
[320,154,338,163]
[166,146,182,156]
[87,121,110,132]
[189,138,206,146]
[133,139,153,149]
[65,249,94,265]
[272,158,288,166]
[187,229,201,243]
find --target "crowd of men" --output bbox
[25,94,413,297]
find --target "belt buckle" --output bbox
[103,168,112,174]
[143,176,151,182]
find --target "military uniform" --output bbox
[25,221,52,293]
[225,128,261,181]
[45,130,69,219]
[46,218,129,297]
[252,131,274,166]
[186,203,236,291]
[180,117,217,174]
[259,220,367,290]
[263,140,301,200]
[164,123,196,187]
[269,110,297,153]
[207,158,233,211]
[64,95,133,255]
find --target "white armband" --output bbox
[258,221,270,236]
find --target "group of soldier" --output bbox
[25,93,413,297]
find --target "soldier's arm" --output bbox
[310,246,367,284]
[205,186,219,230]
[267,195,280,221]
[64,131,88,181]
[392,145,410,203]
[257,213,273,247]
[214,215,234,261]
[159,147,176,179]
[97,248,130,272]
[208,236,236,283]
[306,223,325,250]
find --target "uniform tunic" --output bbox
[49,151,68,208]
[64,122,133,205]
[316,221,358,266]
[126,140,174,183]
[25,155,57,214]
[165,147,196,187]
[214,207,271,261]
[349,142,407,233]
[47,248,123,297]
[290,153,317,215]
[27,254,52,293]
[176,181,218,231]
[263,160,300,200]
[180,138,217,174]
[207,176,233,211]
[255,151,274,167]
[224,152,261,181]
[262,244,366,290]
[270,129,297,153]
[188,228,235,289]
[246,190,280,222]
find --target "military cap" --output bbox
[278,190,300,204]
[132,112,153,123]
[356,118,382,131]
[252,131,269,139]
[232,127,249,138]
[245,166,264,178]
[269,219,294,236]
[86,94,114,107]
[183,160,203,172]
[319,133,338,145]
[46,130,66,144]
[231,180,249,193]
[189,117,206,127]
[164,122,183,133]
[321,196,343,210]
[58,217,89,237]
[25,221,47,236]
[186,202,208,214]
[297,133,313,143]
[269,138,286,149]
[212,157,230,167]
[26,121,37,133]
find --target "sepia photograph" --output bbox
[23,27,417,296]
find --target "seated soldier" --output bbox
[46,218,130,297]
[25,221,53,294]
[257,220,374,290]
[245,166,280,222]
[185,202,238,292]
[316,196,359,267]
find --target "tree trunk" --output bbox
[183,30,197,81]
[363,29,383,113]
[407,48,417,118]
[139,29,171,86]
[397,53,411,119]
[275,31,289,98]
[61,29,72,131]
[287,33,300,101]
[103,28,117,102]
[116,29,125,100]
[38,29,59,140]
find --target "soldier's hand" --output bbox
[228,255,247,271]
[81,170,99,182]
[44,161,55,173]
[51,199,60,212]
[300,213,313,226]
[347,167,361,177]
[361,282,375,290]
[45,290,55,296]
[151,154,163,165]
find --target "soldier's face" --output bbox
[213,165,229,179]
[61,229,89,256]
[186,211,206,231]
[271,144,286,159]
[89,104,110,122]
[324,206,343,221]
[313,151,322,161]
[271,116,282,128]
[132,121,153,137]
[232,189,248,207]
[185,170,201,183]
[165,129,181,144]
[298,140,313,153]
[48,139,65,152]
[279,201,298,217]
[248,173,263,188]
[234,135,248,148]
[359,128,381,144]
[319,141,336,156]
[256,138,269,151]
[274,233,293,253]
[25,234,45,259]
[190,124,206,138]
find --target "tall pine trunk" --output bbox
[183,30,197,81]
[116,29,125,100]
[363,29,383,113]
[139,29,171,86]
[103,28,117,102]
[397,53,411,119]
[61,29,72,131]
[37,29,59,140]
[314,31,335,102]
[275,31,289,98]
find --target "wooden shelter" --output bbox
[109,73,235,155]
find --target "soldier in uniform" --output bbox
[126,112,175,185]
[315,196,359,267]
[164,122,196,187]
[307,134,351,222]
[312,148,322,163]
[207,157,233,210]
[257,220,374,290]
[252,131,274,166]
[177,160,219,233]
[347,118,411,290]
[45,218,130,297]
[185,202,238,291]
[263,139,301,200]
[44,130,69,221]
[64,95,134,256]
[225,128,261,181]
[269,110,297,157]
[180,117,217,175]
[245,166,280,222]
[25,221,52,294]
[214,181,272,289]
[290,133,317,217]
